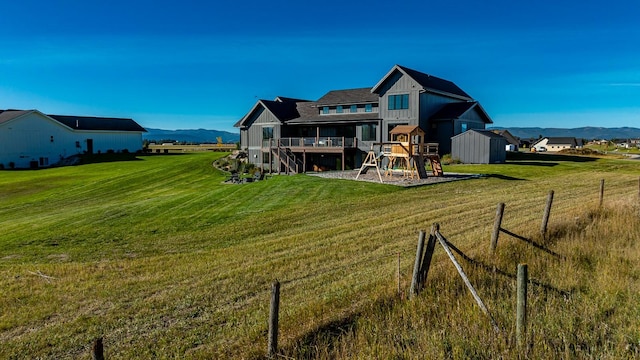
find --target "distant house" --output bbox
[491,129,520,151]
[0,109,146,169]
[451,129,507,164]
[532,137,582,152]
[235,64,493,172]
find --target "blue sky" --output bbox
[1,0,639,133]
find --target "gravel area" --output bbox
[307,169,480,187]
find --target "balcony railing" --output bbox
[263,137,357,149]
[380,142,439,156]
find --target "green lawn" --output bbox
[1,152,639,358]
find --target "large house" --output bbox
[235,64,493,172]
[0,109,146,169]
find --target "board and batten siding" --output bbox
[245,107,281,150]
[452,130,506,164]
[240,129,248,149]
[242,106,282,167]
[376,71,421,139]
[454,107,486,135]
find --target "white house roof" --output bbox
[0,110,146,132]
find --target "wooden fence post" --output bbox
[268,280,280,358]
[516,264,528,348]
[490,203,505,254]
[599,179,605,207]
[540,190,554,237]
[410,231,426,297]
[418,224,438,286]
[92,337,104,360]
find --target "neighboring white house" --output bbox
[0,109,146,169]
[532,137,582,152]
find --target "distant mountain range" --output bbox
[489,127,640,140]
[143,126,640,144]
[143,128,240,144]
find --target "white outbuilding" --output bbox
[0,109,146,169]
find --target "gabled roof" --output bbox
[0,110,146,132]
[316,88,379,106]
[491,129,520,146]
[545,137,579,145]
[452,129,506,140]
[234,99,301,128]
[389,125,425,137]
[274,96,310,103]
[0,110,32,124]
[48,114,146,132]
[285,101,380,125]
[371,64,472,100]
[429,102,493,124]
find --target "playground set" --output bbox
[356,125,443,183]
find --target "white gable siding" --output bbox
[0,112,78,168]
[533,138,549,151]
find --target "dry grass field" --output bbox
[0,152,639,358]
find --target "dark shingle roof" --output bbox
[491,130,520,146]
[285,101,380,125]
[261,100,301,121]
[372,65,473,100]
[430,102,477,120]
[235,98,303,128]
[396,65,472,99]
[275,96,310,103]
[48,115,146,132]
[316,88,379,106]
[1,109,146,132]
[546,137,578,145]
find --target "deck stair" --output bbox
[272,147,302,174]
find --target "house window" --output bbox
[262,127,273,140]
[350,105,357,113]
[365,104,372,112]
[322,106,329,114]
[262,152,270,164]
[388,94,409,110]
[337,105,343,113]
[461,123,467,132]
[361,124,377,141]
[39,157,49,166]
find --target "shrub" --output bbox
[440,154,461,165]
[240,162,255,174]
[8,161,15,169]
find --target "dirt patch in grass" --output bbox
[307,170,479,187]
